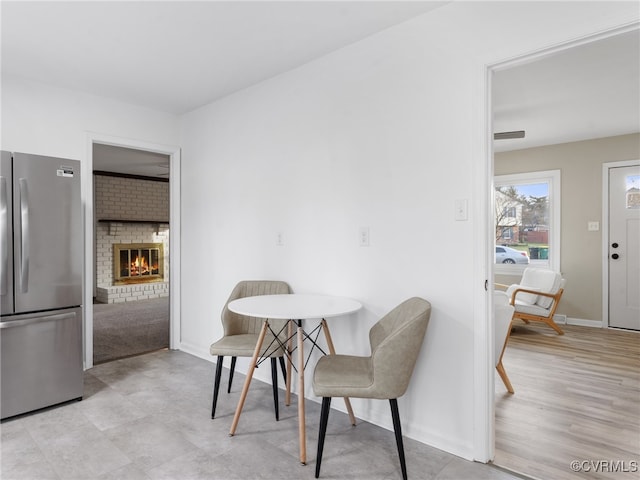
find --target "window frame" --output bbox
[494,169,561,275]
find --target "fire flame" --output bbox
[131,255,157,276]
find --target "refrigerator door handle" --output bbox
[0,312,76,329]
[19,178,30,293]
[0,176,7,295]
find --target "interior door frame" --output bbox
[478,23,638,463]
[601,159,640,328]
[83,133,181,370]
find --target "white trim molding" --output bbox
[601,159,640,329]
[479,22,639,466]
[83,132,181,370]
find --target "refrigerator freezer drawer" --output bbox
[1,307,83,419]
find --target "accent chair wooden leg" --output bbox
[547,319,565,335]
[389,399,408,480]
[315,397,332,479]
[211,355,224,419]
[496,361,514,394]
[496,325,514,394]
[227,356,237,393]
[271,357,280,421]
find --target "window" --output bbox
[626,174,640,209]
[494,170,560,273]
[503,207,517,218]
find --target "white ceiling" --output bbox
[2,2,639,173]
[493,28,639,152]
[1,1,447,114]
[92,144,170,179]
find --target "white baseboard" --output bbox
[308,395,475,462]
[553,314,567,324]
[178,341,212,362]
[556,315,603,328]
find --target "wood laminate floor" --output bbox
[494,322,640,480]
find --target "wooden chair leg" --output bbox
[546,318,565,335]
[496,325,514,394]
[227,356,237,393]
[315,397,332,479]
[271,357,279,421]
[389,399,407,480]
[496,361,514,394]
[211,356,224,418]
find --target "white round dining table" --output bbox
[228,293,362,320]
[226,293,362,465]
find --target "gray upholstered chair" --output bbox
[313,297,431,480]
[210,280,292,420]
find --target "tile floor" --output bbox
[1,350,526,480]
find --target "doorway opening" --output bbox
[92,144,171,364]
[488,26,640,479]
[84,135,181,370]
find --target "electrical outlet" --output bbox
[587,221,599,231]
[359,227,370,247]
[276,232,284,246]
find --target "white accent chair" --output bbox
[501,267,566,335]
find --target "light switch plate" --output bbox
[455,199,468,221]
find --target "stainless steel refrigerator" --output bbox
[1,151,83,419]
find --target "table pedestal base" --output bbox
[228,317,355,465]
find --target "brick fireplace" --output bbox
[95,222,169,303]
[94,173,169,303]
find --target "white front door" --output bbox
[609,164,640,330]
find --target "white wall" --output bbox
[1,75,180,159]
[178,1,639,460]
[1,75,181,367]
[496,134,640,323]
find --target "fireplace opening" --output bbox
[113,243,164,284]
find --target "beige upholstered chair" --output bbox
[312,297,431,480]
[494,291,515,393]
[210,280,292,420]
[501,267,566,335]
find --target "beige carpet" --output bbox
[93,297,169,364]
